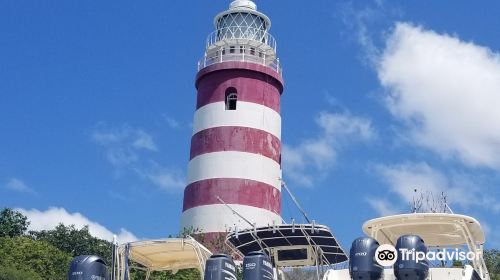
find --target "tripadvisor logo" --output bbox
[375,244,398,266]
[374,244,482,266]
[400,248,482,263]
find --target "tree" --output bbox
[29,224,112,265]
[0,236,72,280]
[0,266,42,280]
[129,269,201,280]
[485,249,500,280]
[0,208,29,237]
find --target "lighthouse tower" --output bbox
[181,0,284,239]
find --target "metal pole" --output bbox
[215,196,254,228]
[281,180,312,224]
[111,235,117,280]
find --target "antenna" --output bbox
[281,179,312,224]
[445,203,454,214]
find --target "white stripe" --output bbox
[187,151,282,190]
[181,204,282,233]
[192,101,281,140]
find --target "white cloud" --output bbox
[366,197,398,216]
[377,22,500,170]
[5,178,35,194]
[91,123,186,193]
[132,130,158,151]
[142,166,185,191]
[374,162,500,213]
[17,207,138,244]
[164,116,180,129]
[338,0,402,65]
[282,111,375,187]
[92,124,157,167]
[482,222,500,248]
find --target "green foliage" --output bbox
[0,266,42,280]
[0,236,72,280]
[29,223,112,264]
[0,208,29,237]
[452,259,463,267]
[129,268,201,280]
[485,249,500,280]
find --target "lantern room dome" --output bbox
[229,0,257,10]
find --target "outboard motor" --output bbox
[349,237,383,280]
[68,255,108,280]
[394,235,429,280]
[242,251,273,280]
[204,254,237,280]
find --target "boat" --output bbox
[112,237,212,280]
[322,212,490,280]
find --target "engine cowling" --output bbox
[349,237,383,280]
[68,255,108,280]
[394,235,429,280]
[204,254,237,280]
[242,251,273,280]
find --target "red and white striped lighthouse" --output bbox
[181,0,284,239]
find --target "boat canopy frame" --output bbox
[113,237,212,280]
[226,223,348,279]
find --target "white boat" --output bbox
[107,212,491,280]
[324,212,490,280]
[222,212,490,280]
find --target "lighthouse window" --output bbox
[225,88,238,110]
[250,48,255,55]
[230,46,235,54]
[240,46,244,54]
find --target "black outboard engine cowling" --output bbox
[242,251,273,280]
[204,254,237,280]
[349,237,383,280]
[394,235,429,280]
[68,255,108,280]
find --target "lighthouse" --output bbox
[181,0,284,239]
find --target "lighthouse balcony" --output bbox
[198,29,281,75]
[197,50,281,75]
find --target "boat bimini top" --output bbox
[226,223,348,268]
[113,237,212,280]
[362,213,489,279]
[363,213,485,247]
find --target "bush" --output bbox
[0,266,41,280]
[0,237,72,280]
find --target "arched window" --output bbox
[225,88,238,110]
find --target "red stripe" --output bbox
[195,64,282,113]
[183,178,281,214]
[190,126,281,163]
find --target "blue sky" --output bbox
[1,0,499,248]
